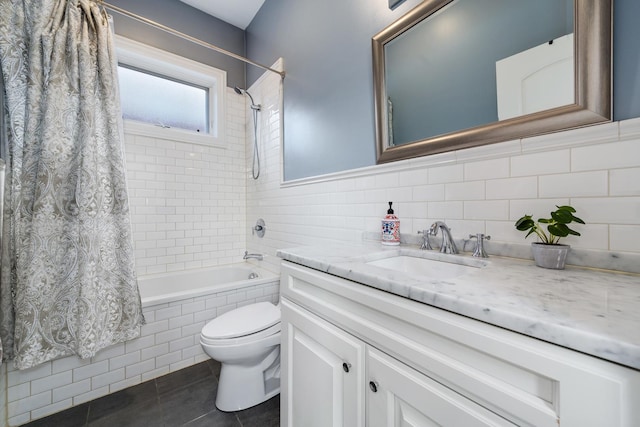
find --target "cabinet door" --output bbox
[367,347,516,427]
[281,298,365,427]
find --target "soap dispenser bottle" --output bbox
[381,201,400,245]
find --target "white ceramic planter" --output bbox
[531,243,570,269]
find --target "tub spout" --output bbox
[243,251,264,261]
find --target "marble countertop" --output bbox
[277,242,640,371]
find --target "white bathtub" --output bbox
[138,263,279,307]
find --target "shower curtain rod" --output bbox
[102,2,286,80]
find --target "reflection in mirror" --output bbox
[385,0,573,146]
[496,33,574,121]
[373,0,612,164]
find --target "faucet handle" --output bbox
[429,222,439,235]
[417,230,433,250]
[469,234,491,258]
[468,233,491,240]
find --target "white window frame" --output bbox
[115,35,226,147]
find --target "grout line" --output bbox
[153,377,164,426]
[84,404,90,426]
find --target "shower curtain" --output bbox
[0,0,144,369]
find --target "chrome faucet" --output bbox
[243,251,263,261]
[469,233,491,258]
[417,229,433,250]
[429,221,458,254]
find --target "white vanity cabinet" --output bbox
[280,261,640,427]
[366,346,516,426]
[281,297,365,427]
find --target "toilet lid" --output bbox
[202,302,281,339]
[200,322,280,346]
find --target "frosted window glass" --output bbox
[118,65,209,133]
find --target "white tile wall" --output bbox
[538,171,609,198]
[610,168,640,196]
[572,139,640,171]
[245,65,640,276]
[429,163,463,184]
[486,176,538,200]
[464,158,510,181]
[5,280,279,425]
[445,181,485,201]
[510,149,571,176]
[611,225,640,252]
[572,197,640,225]
[125,88,248,276]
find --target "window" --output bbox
[114,35,226,147]
[118,65,209,133]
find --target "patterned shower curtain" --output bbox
[0,0,144,369]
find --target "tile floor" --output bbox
[19,360,280,427]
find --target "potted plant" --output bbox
[514,205,585,269]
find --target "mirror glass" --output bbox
[373,0,612,164]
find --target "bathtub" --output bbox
[138,263,279,307]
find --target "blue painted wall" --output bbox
[247,0,640,181]
[108,0,247,89]
[614,0,640,120]
[247,0,425,180]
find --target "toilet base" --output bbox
[215,346,281,412]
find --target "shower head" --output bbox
[234,86,260,110]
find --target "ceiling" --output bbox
[178,0,266,29]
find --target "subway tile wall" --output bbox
[125,88,248,276]
[246,65,640,274]
[5,281,279,425]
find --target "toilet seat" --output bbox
[201,302,281,344]
[201,322,281,346]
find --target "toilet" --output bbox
[200,301,281,412]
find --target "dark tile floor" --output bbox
[20,360,280,427]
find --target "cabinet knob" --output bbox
[342,362,351,373]
[369,381,378,393]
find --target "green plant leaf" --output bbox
[548,223,570,237]
[551,210,573,224]
[565,227,581,236]
[515,216,534,231]
[538,218,551,224]
[571,214,585,224]
[556,205,576,213]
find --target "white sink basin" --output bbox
[366,255,482,280]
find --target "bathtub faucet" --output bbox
[243,251,264,261]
